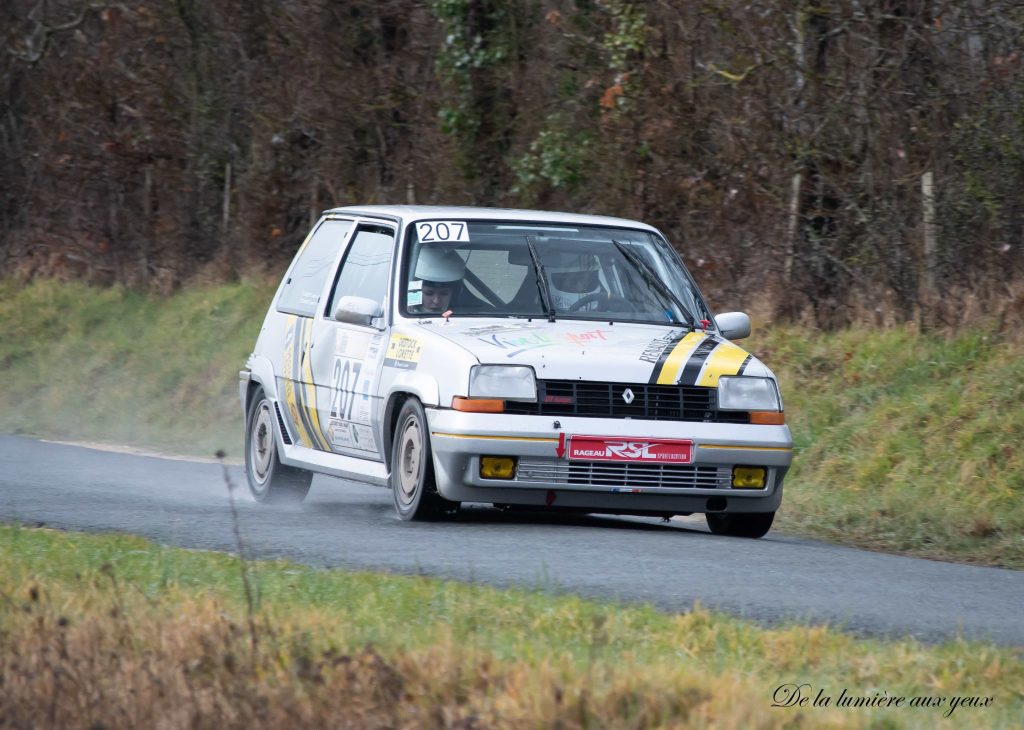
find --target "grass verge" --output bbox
[0,277,274,458]
[1,524,1021,728]
[751,326,1024,568]
[1,278,1022,567]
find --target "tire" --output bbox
[705,511,775,538]
[390,399,459,521]
[245,388,312,504]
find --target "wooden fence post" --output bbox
[142,165,152,278]
[221,162,232,235]
[784,172,802,295]
[309,180,318,229]
[921,171,936,297]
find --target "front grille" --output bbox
[505,380,749,423]
[515,457,729,489]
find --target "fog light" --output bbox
[481,456,516,479]
[732,466,766,488]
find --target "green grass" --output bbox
[1,525,1021,728]
[1,278,1023,567]
[0,278,274,458]
[749,325,1024,567]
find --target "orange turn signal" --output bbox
[750,411,785,425]
[452,397,505,413]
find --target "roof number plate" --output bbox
[417,221,470,243]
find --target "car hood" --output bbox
[413,319,771,385]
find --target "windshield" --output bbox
[400,221,711,326]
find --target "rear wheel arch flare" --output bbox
[245,378,263,415]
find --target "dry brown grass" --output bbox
[3,525,1022,729]
[0,583,843,730]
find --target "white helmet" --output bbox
[414,247,465,283]
[545,253,603,309]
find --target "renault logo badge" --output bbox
[622,388,635,404]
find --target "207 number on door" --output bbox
[330,357,362,421]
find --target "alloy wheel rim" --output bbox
[250,401,274,488]
[397,418,421,506]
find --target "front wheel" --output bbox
[705,511,774,538]
[390,399,459,521]
[245,389,312,504]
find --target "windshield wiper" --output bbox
[525,237,556,322]
[612,240,695,328]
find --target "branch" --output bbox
[705,61,760,84]
[6,4,120,64]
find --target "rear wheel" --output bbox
[705,511,774,538]
[391,399,459,521]
[245,389,312,504]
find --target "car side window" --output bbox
[327,224,396,319]
[277,219,354,317]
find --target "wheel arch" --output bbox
[380,374,440,471]
[382,392,415,471]
[245,379,263,421]
[243,355,292,453]
[244,355,280,412]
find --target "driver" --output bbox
[409,247,466,314]
[546,253,605,311]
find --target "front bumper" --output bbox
[425,409,792,514]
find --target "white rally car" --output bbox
[240,206,792,537]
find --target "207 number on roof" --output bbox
[417,221,470,243]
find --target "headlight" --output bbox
[718,376,782,412]
[468,365,537,402]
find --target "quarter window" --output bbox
[277,219,354,317]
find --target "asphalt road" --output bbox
[2,435,1022,646]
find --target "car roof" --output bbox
[324,205,660,233]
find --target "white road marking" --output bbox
[39,439,243,465]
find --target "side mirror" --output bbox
[715,311,751,340]
[333,295,383,327]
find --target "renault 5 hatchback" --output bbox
[240,206,792,537]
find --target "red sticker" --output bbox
[567,435,693,463]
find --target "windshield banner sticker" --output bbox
[568,435,693,464]
[479,328,610,357]
[461,323,538,337]
[562,329,608,346]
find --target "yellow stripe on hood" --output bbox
[654,331,706,384]
[696,341,751,387]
